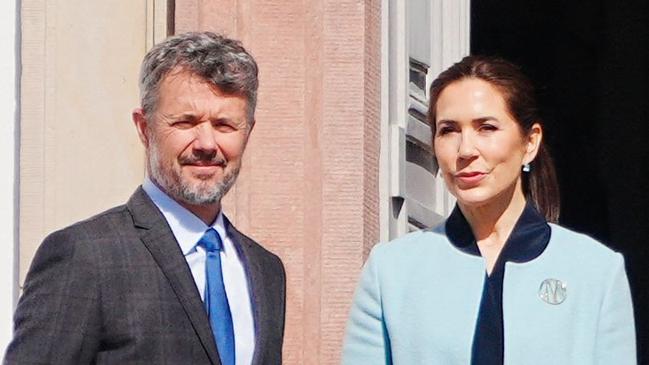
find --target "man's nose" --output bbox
[193,122,218,152]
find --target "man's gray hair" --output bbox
[139,31,259,123]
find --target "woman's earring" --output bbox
[522,163,531,173]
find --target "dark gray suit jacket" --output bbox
[4,187,286,365]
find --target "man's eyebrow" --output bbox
[162,112,198,121]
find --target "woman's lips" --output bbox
[454,171,487,185]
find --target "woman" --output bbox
[342,56,636,364]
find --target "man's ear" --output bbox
[524,123,543,164]
[132,108,150,148]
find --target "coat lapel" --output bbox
[225,220,271,365]
[127,187,221,365]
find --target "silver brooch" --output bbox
[538,278,567,305]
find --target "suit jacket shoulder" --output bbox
[4,203,138,364]
[6,187,287,365]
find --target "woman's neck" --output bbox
[459,181,527,273]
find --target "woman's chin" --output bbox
[451,188,493,208]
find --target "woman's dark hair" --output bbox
[427,55,560,222]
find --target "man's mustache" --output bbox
[179,153,226,166]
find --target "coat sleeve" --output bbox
[595,253,637,365]
[3,229,102,365]
[341,245,392,365]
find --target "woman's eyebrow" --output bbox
[472,116,500,123]
[436,119,457,125]
[436,116,500,125]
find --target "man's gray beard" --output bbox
[148,145,239,206]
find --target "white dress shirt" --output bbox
[143,178,255,365]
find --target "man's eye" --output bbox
[172,121,194,129]
[212,121,237,132]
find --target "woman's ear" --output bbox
[524,123,543,164]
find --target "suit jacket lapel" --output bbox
[127,187,222,365]
[225,220,270,365]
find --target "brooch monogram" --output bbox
[538,278,567,305]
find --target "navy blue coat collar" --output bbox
[445,202,550,264]
[444,203,551,365]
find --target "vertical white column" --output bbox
[379,0,390,243]
[0,0,18,354]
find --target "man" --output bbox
[4,32,285,365]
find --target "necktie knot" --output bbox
[199,228,223,253]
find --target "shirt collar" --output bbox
[142,177,229,256]
[445,202,550,264]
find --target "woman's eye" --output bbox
[437,126,456,136]
[479,124,498,132]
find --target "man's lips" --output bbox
[184,162,223,167]
[183,162,225,174]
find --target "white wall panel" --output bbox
[19,0,168,287]
[0,0,18,354]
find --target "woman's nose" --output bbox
[457,131,478,159]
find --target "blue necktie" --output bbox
[199,228,235,365]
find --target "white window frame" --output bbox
[380,0,470,241]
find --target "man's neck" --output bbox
[177,200,222,226]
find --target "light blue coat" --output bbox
[342,223,636,364]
